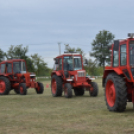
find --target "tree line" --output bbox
[0,44,52,76]
[0,30,115,76]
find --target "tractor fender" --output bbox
[51,71,61,77]
[103,67,123,78]
[102,67,123,87]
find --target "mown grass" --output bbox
[0,78,134,134]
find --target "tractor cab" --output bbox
[53,53,85,80]
[53,54,83,71]
[13,61,26,74]
[63,55,82,71]
[103,33,134,83]
[0,59,27,75]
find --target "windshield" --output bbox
[13,62,26,73]
[129,41,134,66]
[63,56,82,71]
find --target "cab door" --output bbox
[6,63,14,80]
[120,43,131,80]
[58,58,63,75]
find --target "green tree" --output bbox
[84,59,97,76]
[0,49,5,62]
[5,44,36,72]
[26,58,35,72]
[84,58,103,76]
[65,45,85,58]
[65,44,75,52]
[31,53,48,76]
[6,44,28,60]
[90,30,115,67]
[76,47,85,58]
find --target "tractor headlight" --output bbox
[30,73,36,78]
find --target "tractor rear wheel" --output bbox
[36,82,44,94]
[19,83,27,95]
[0,77,11,95]
[64,83,72,98]
[51,75,62,97]
[105,73,127,112]
[90,82,98,96]
[74,87,84,96]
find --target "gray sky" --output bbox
[0,0,134,68]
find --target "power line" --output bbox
[1,42,90,47]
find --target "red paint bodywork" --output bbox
[0,59,38,90]
[103,38,134,102]
[51,53,92,89]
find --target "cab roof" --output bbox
[0,59,25,64]
[55,53,82,58]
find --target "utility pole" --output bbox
[58,42,61,55]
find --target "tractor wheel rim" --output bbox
[106,80,116,107]
[20,86,23,94]
[52,79,57,94]
[0,80,6,93]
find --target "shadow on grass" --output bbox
[125,108,134,113]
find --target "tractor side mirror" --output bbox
[55,58,59,64]
[84,59,88,65]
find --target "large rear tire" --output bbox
[74,87,84,96]
[19,83,27,95]
[90,82,98,96]
[51,75,62,97]
[0,77,11,95]
[64,83,72,98]
[105,73,127,112]
[36,82,44,94]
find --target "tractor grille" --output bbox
[77,71,86,77]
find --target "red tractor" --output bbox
[51,52,99,98]
[0,59,44,95]
[103,33,134,112]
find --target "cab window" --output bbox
[0,64,5,73]
[120,44,126,66]
[53,59,59,71]
[59,58,62,70]
[7,63,12,73]
[113,51,119,66]
[113,41,119,67]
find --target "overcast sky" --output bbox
[0,0,134,68]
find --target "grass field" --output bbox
[0,78,134,134]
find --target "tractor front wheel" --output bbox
[19,83,27,95]
[90,82,98,97]
[105,73,127,112]
[51,75,62,97]
[64,83,72,98]
[36,82,44,94]
[0,77,11,95]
